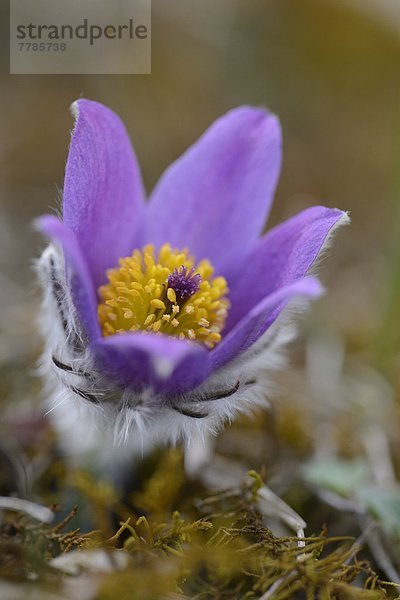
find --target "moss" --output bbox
[0,456,394,599]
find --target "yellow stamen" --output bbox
[151,299,166,311]
[167,288,176,303]
[97,243,229,349]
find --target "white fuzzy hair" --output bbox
[36,212,349,469]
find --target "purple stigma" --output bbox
[167,266,202,303]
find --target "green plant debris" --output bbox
[302,457,370,497]
[0,454,396,599]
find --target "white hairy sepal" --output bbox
[36,243,300,465]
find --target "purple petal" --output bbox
[35,215,100,340]
[92,333,211,394]
[227,207,348,330]
[145,106,281,281]
[211,277,323,370]
[63,99,145,288]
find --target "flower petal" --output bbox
[63,99,145,288]
[35,215,100,340]
[92,333,211,394]
[227,207,348,329]
[211,277,323,370]
[146,106,282,280]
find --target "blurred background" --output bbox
[2,0,400,594]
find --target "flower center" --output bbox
[97,244,229,348]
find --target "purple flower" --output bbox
[36,100,348,448]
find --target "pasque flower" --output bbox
[36,100,348,450]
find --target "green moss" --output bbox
[0,457,394,599]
